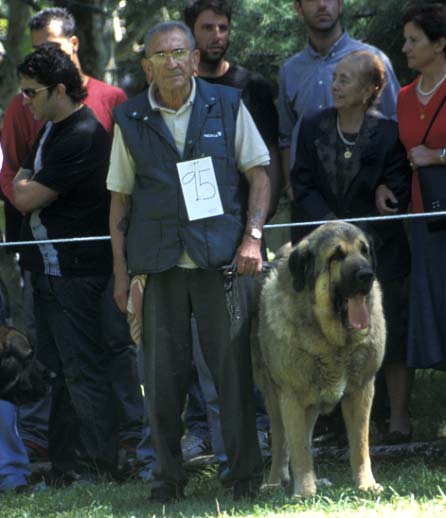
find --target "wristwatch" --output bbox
[247,228,262,240]
[440,148,446,164]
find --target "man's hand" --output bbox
[376,184,398,215]
[233,235,263,276]
[114,270,130,313]
[408,145,437,168]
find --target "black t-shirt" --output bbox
[20,106,112,276]
[202,64,278,147]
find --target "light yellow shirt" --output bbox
[107,78,270,268]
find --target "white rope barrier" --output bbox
[263,210,446,229]
[1,210,445,247]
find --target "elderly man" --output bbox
[107,21,269,502]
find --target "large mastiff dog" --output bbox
[253,222,385,497]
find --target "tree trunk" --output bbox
[54,0,113,80]
[0,0,31,118]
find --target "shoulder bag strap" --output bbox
[421,94,446,145]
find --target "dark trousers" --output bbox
[100,276,144,444]
[142,267,262,490]
[31,272,118,474]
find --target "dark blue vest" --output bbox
[113,78,247,274]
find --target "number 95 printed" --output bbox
[177,156,224,221]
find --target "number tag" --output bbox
[177,156,224,221]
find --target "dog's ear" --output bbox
[368,237,377,271]
[288,239,314,292]
[360,230,377,272]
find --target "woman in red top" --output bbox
[398,4,446,370]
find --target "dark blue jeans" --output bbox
[0,401,29,491]
[32,273,118,475]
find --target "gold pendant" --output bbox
[344,149,352,159]
[420,113,425,120]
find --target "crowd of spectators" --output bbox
[1,0,446,503]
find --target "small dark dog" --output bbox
[0,326,49,405]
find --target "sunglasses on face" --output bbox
[20,85,52,99]
[148,48,191,65]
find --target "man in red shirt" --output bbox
[0,7,143,470]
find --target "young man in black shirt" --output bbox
[13,44,118,484]
[185,0,281,207]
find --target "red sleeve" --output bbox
[84,78,127,135]
[0,95,43,204]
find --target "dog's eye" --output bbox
[360,242,369,256]
[330,246,345,262]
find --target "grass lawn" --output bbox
[1,206,446,517]
[1,458,446,518]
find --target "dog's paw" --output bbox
[357,480,383,493]
[261,483,282,492]
[291,480,317,498]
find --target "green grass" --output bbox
[1,460,446,518]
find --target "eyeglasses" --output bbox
[20,85,52,99]
[148,48,191,65]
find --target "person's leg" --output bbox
[384,363,414,435]
[18,398,50,459]
[100,276,144,450]
[381,276,413,441]
[32,273,118,476]
[18,270,50,459]
[0,248,25,330]
[135,345,156,479]
[142,268,192,498]
[190,271,262,495]
[188,317,226,463]
[182,362,213,460]
[0,400,30,492]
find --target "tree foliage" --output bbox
[1,0,446,117]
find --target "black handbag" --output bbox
[417,94,446,232]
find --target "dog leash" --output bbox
[221,262,272,325]
[221,263,241,323]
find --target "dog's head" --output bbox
[0,326,49,405]
[288,222,376,330]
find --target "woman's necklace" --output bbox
[336,116,358,159]
[416,70,446,97]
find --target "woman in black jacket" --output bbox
[291,50,413,444]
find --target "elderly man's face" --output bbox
[145,29,199,100]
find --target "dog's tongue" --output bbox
[347,294,369,329]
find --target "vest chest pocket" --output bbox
[199,118,227,157]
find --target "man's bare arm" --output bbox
[110,191,132,312]
[234,166,270,276]
[13,168,58,213]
